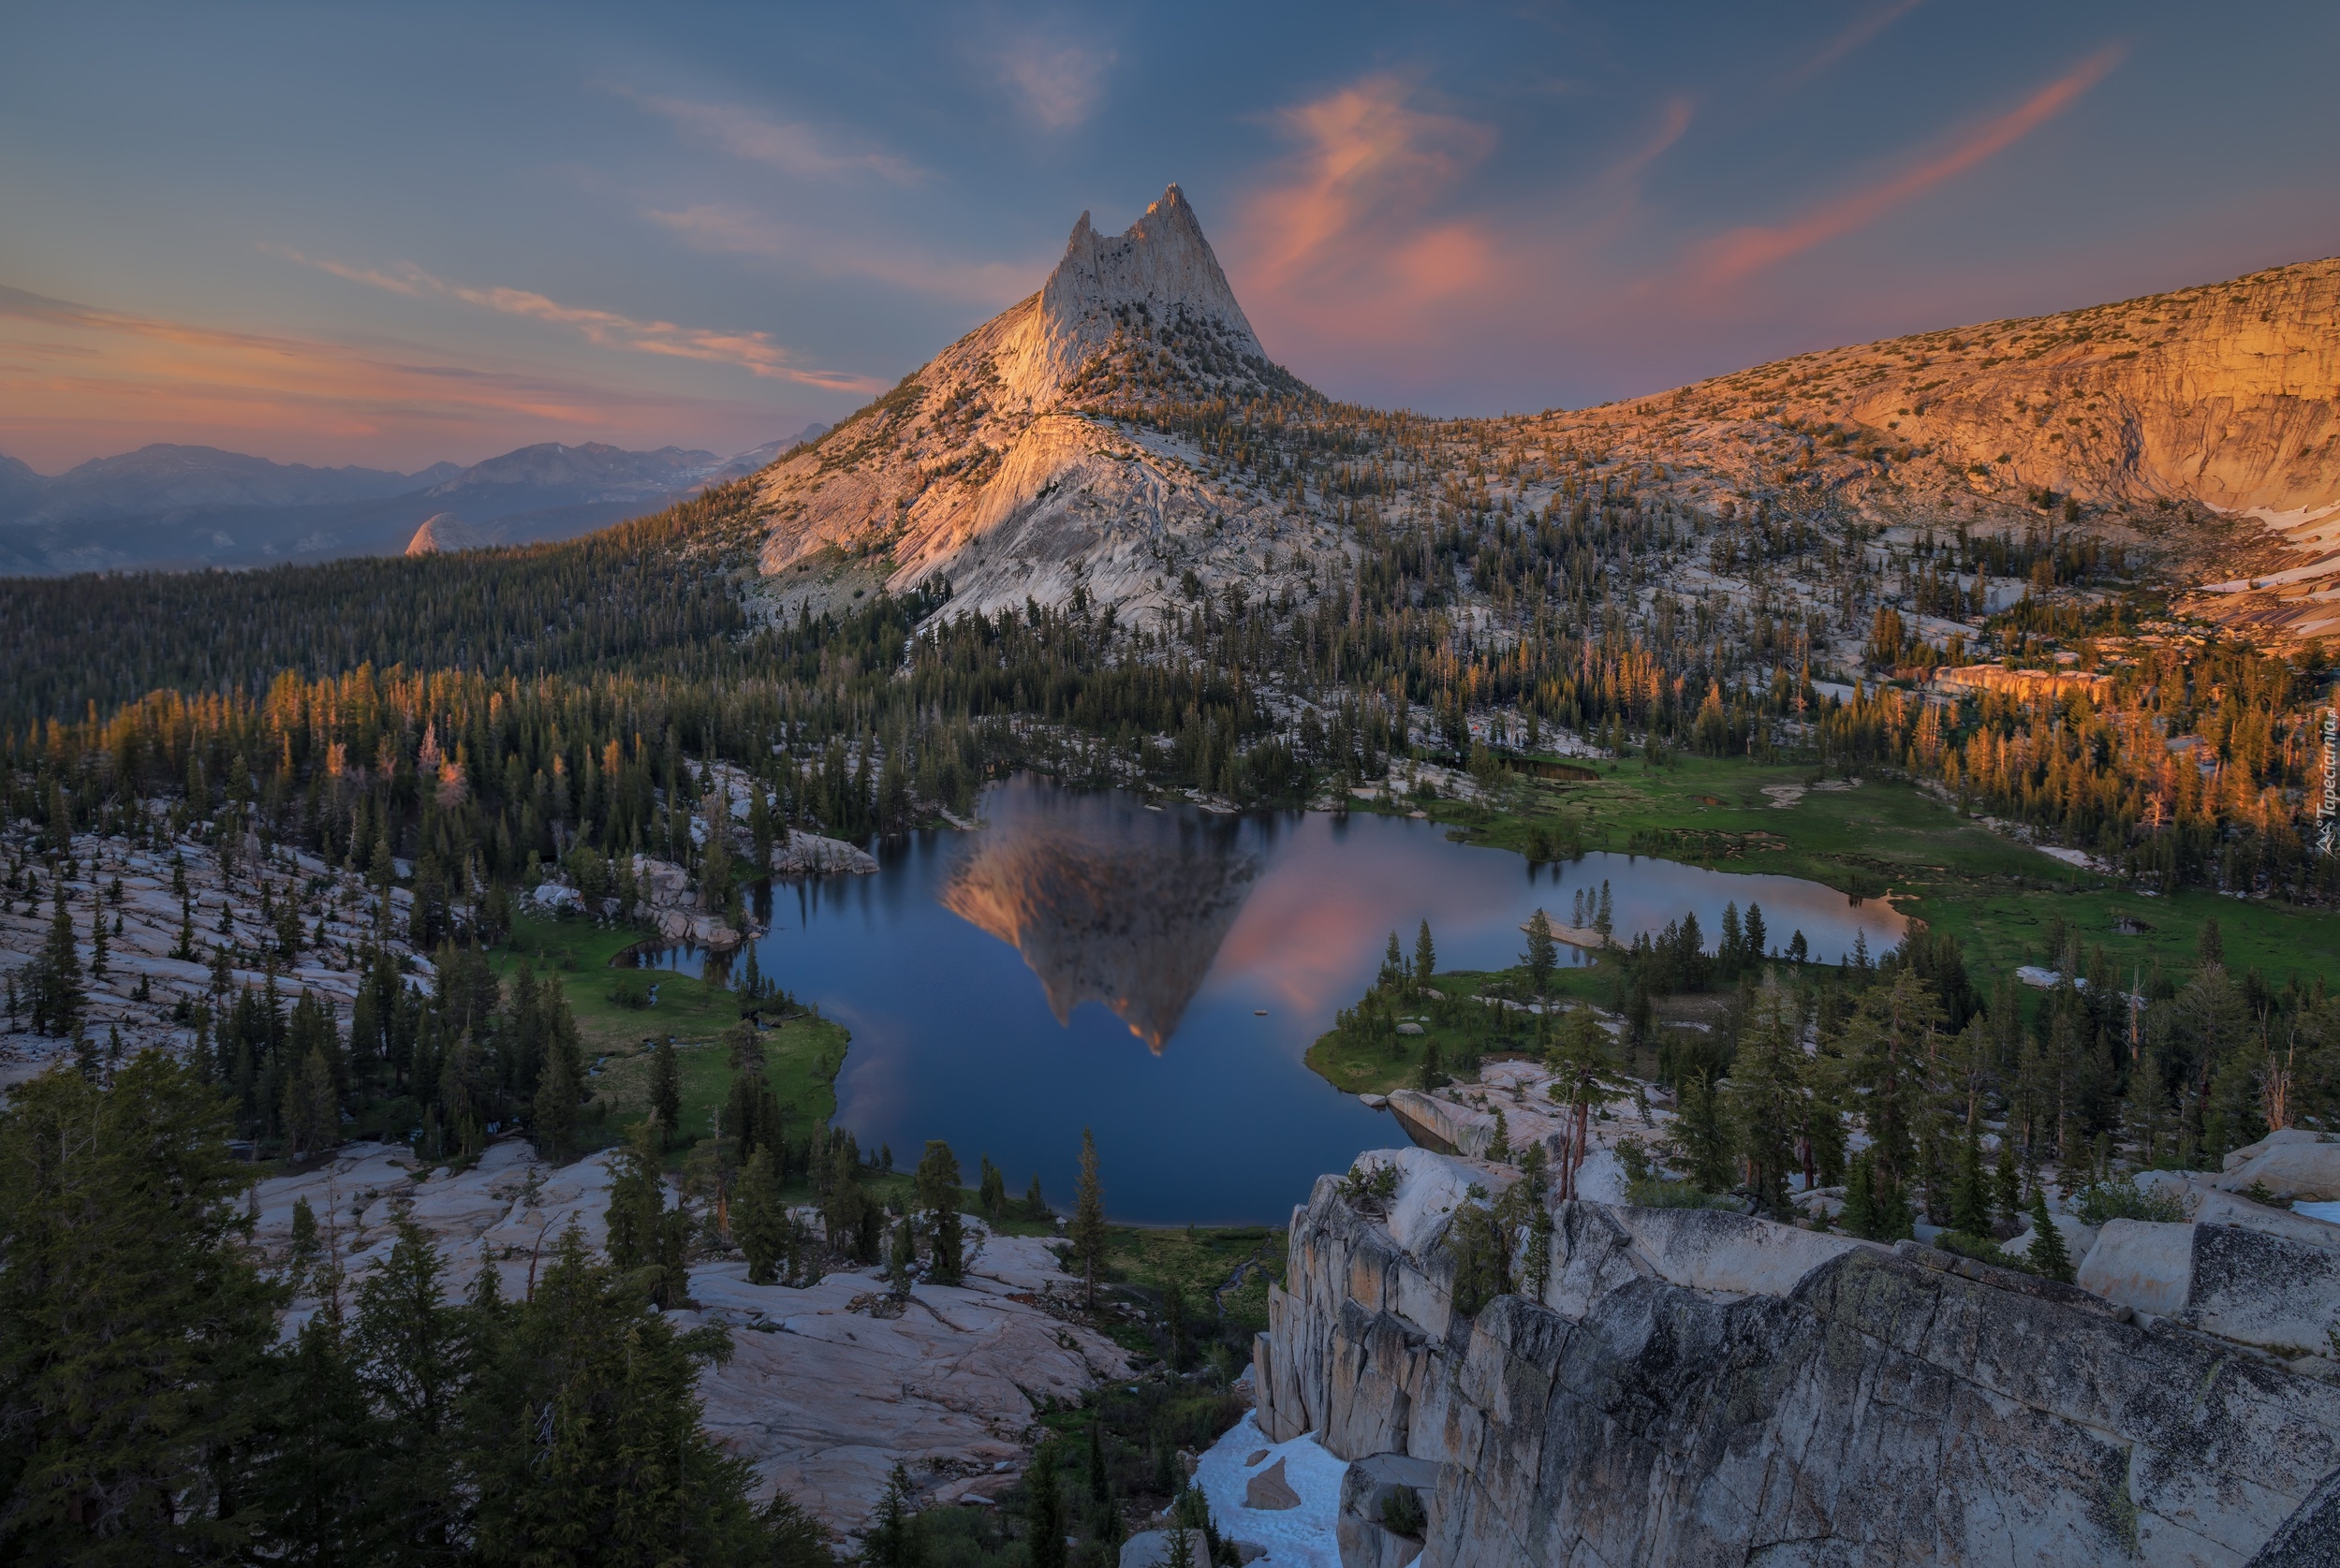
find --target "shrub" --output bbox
[1380,1487,1427,1539]
[608,972,653,1010]
[2071,1177,2187,1226]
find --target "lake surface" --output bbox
[658,777,1903,1224]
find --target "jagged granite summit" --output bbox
[753,184,1318,617]
[1254,1147,2340,1567]
[993,184,1265,404]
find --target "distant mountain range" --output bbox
[0,426,827,575]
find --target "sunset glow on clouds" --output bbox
[0,282,783,471]
[2,3,2334,469]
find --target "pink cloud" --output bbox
[0,281,804,471]
[1781,0,1927,90]
[1693,45,2125,287]
[611,87,927,185]
[272,247,886,393]
[641,204,1039,306]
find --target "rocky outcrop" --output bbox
[403,512,493,554]
[769,829,878,879]
[2080,1217,2340,1360]
[2218,1128,2340,1202]
[1255,1146,2340,1566]
[250,1141,1126,1534]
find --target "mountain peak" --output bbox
[1000,183,1263,407]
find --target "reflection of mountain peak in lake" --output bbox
[940,819,1259,1050]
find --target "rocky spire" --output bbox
[998,183,1263,405]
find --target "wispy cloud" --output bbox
[271,246,886,393]
[1782,0,1926,90]
[611,87,927,185]
[641,204,1038,305]
[1694,44,2125,286]
[1598,94,1695,197]
[993,38,1115,129]
[0,282,788,471]
[1239,75,1498,296]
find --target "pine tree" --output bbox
[866,1461,918,1568]
[1025,1442,1067,1568]
[1727,988,1802,1215]
[1024,1173,1050,1222]
[1413,920,1436,990]
[531,1034,579,1163]
[30,881,82,1037]
[1522,908,1558,994]
[1994,1136,2023,1226]
[1415,1036,1443,1092]
[464,1223,763,1564]
[256,1290,372,1566]
[88,889,110,981]
[1379,931,1406,991]
[288,1195,320,1297]
[734,1148,786,1285]
[2027,1187,2075,1282]
[914,1140,966,1283]
[1070,1127,1109,1311]
[606,1120,668,1277]
[1951,1121,1993,1237]
[0,1052,280,1561]
[650,1034,682,1147]
[349,1215,476,1564]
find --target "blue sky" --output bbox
[3,1,2334,471]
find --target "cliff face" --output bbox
[1255,1148,2340,1567]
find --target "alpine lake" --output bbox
[637,776,1904,1224]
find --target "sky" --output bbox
[3,1,2336,475]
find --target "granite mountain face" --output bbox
[754,183,1317,618]
[757,185,2338,637]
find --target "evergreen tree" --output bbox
[1413,920,1436,990]
[1378,931,1406,991]
[464,1223,764,1565]
[1522,909,1558,994]
[531,1032,580,1163]
[1070,1127,1109,1311]
[257,1289,373,1568]
[1673,1067,1735,1194]
[0,1053,281,1562]
[287,1194,321,1297]
[88,888,109,981]
[1994,1136,2023,1225]
[1024,1173,1050,1222]
[1163,1278,1190,1370]
[1840,968,1945,1195]
[1415,1036,1443,1092]
[734,1148,787,1286]
[1951,1121,1993,1237]
[1024,1440,1067,1568]
[349,1216,477,1566]
[1727,987,1802,1215]
[2026,1188,2075,1282]
[979,1154,1008,1221]
[30,881,82,1038]
[606,1119,668,1278]
[915,1140,965,1285]
[650,1035,682,1147]
[866,1461,918,1568]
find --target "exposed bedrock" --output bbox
[1254,1148,2340,1566]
